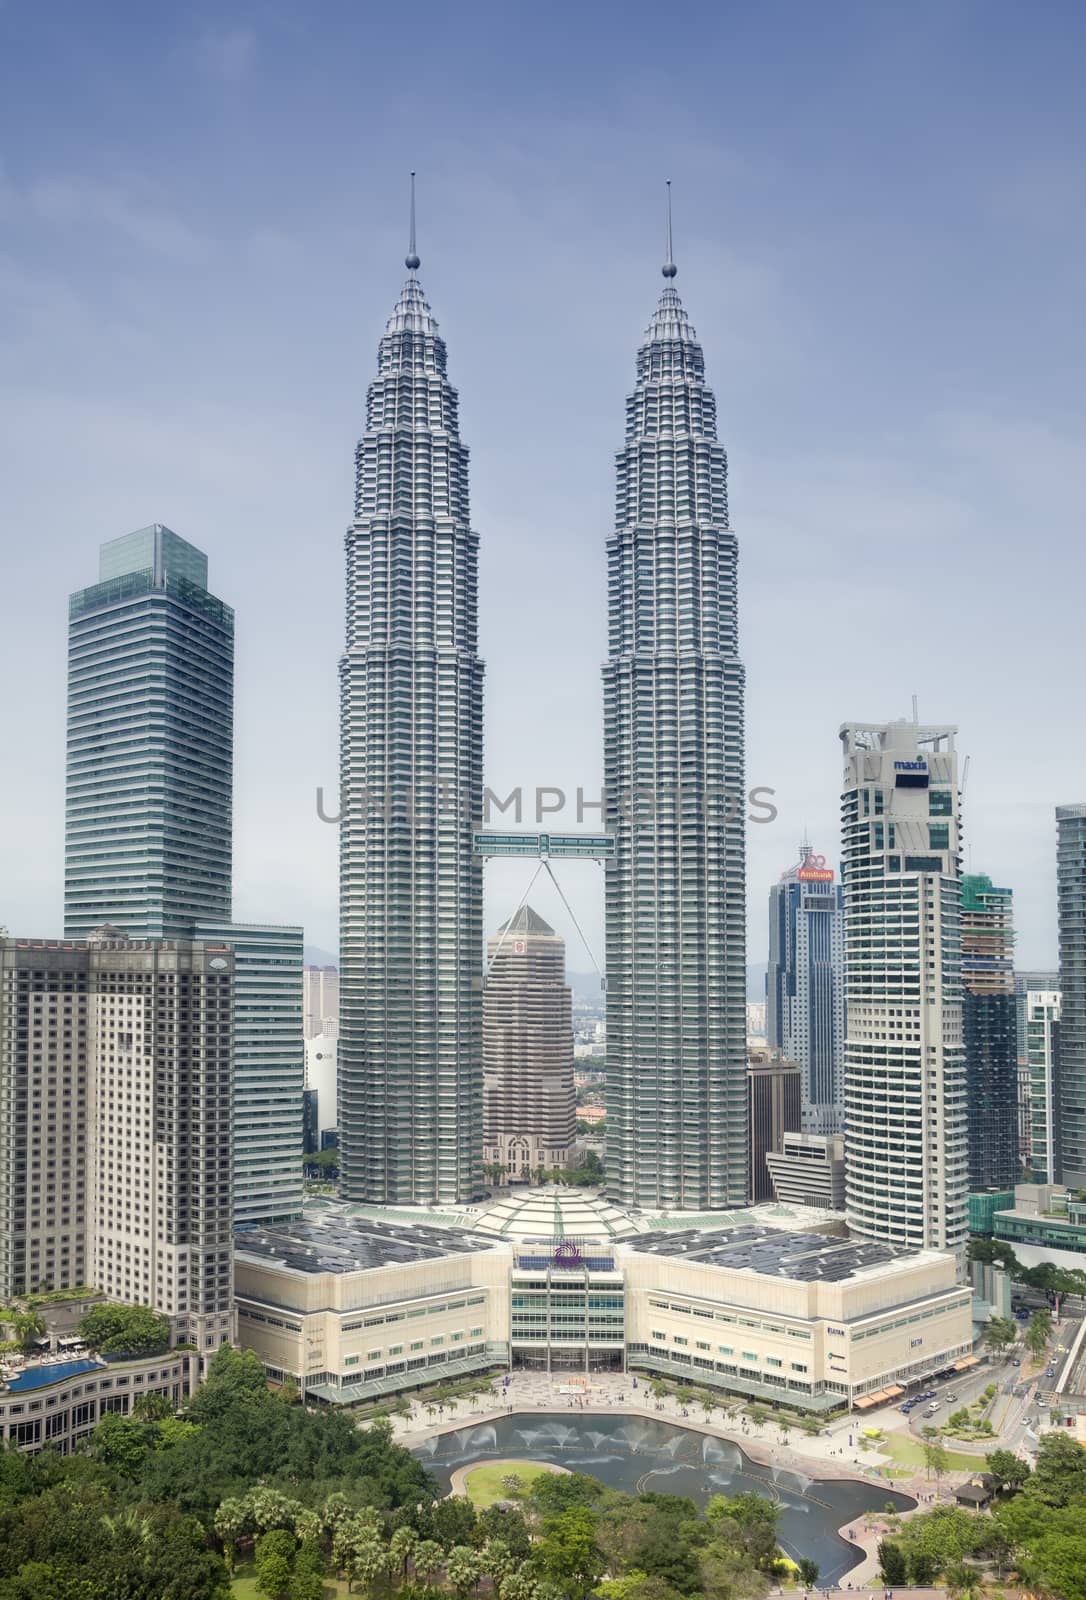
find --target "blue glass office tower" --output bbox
[65,525,234,940]
[767,848,845,1134]
[65,526,303,1229]
[603,226,748,1209]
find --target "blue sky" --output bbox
[2,0,1084,966]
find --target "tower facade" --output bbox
[603,221,747,1208]
[338,225,485,1204]
[1026,989,1061,1182]
[961,874,1018,1189]
[839,720,968,1253]
[767,847,845,1134]
[0,931,235,1352]
[483,907,575,1182]
[1057,805,1086,1187]
[65,525,234,941]
[195,920,304,1228]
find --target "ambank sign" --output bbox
[797,852,834,884]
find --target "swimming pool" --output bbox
[5,1358,101,1393]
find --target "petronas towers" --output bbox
[339,189,746,1208]
[339,214,484,1205]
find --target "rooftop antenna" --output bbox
[663,179,677,279]
[405,170,420,272]
[911,693,919,724]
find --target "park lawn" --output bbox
[231,1561,352,1598]
[463,1460,559,1508]
[876,1432,992,1473]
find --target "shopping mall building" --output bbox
[234,1194,975,1414]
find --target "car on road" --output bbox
[946,1393,958,1403]
[1011,1359,1021,1367]
[925,1403,941,1415]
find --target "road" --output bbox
[901,1313,1081,1452]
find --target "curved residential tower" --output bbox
[603,204,748,1208]
[339,201,484,1203]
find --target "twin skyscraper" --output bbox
[338,187,749,1210]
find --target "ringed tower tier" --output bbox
[339,190,485,1203]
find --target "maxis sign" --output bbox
[894,760,927,772]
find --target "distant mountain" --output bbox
[304,945,338,968]
[567,970,605,1003]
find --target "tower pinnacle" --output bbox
[662,179,677,279]
[405,170,420,272]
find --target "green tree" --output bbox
[290,1572,325,1600]
[183,1341,268,1422]
[920,1425,950,1483]
[986,1447,1031,1493]
[412,1538,445,1585]
[77,1302,170,1355]
[10,1310,46,1353]
[257,1552,294,1598]
[984,1316,1017,1356]
[797,1557,819,1586]
[214,1495,250,1571]
[390,1524,418,1579]
[131,1391,173,1422]
[1025,1309,1052,1360]
[446,1544,483,1598]
[878,1541,908,1585]
[89,1412,153,1477]
[1028,1428,1086,1506]
[529,1506,605,1600]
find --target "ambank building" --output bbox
[234,1198,974,1412]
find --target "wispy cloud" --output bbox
[196,24,256,83]
[27,178,212,264]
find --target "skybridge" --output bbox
[473,832,612,983]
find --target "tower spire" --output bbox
[405,170,420,272]
[662,179,677,279]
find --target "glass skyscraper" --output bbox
[767,847,845,1134]
[65,525,302,1229]
[1057,804,1086,1188]
[961,874,1018,1190]
[338,231,484,1204]
[195,920,304,1228]
[65,525,234,940]
[603,229,748,1209]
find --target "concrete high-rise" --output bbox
[304,965,339,1039]
[747,1055,802,1204]
[65,526,234,941]
[1026,989,1061,1182]
[1015,970,1059,1063]
[961,875,1018,1190]
[483,907,575,1182]
[840,719,968,1254]
[338,202,484,1203]
[603,203,747,1209]
[0,931,235,1350]
[767,847,845,1134]
[1057,805,1086,1187]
